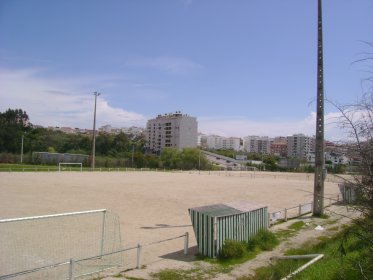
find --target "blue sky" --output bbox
[0,0,372,140]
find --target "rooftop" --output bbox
[189,201,267,217]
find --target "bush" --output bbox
[250,229,279,251]
[246,239,256,252]
[219,239,247,259]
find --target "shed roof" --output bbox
[189,201,267,218]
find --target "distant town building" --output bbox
[325,152,349,165]
[243,136,271,154]
[202,135,240,151]
[222,137,241,151]
[270,137,288,157]
[205,135,223,150]
[146,112,198,154]
[98,125,144,136]
[287,134,315,160]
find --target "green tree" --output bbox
[263,156,278,171]
[160,148,181,169]
[113,133,130,154]
[180,148,200,169]
[144,154,160,168]
[0,108,31,153]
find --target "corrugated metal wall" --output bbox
[216,207,268,255]
[189,207,268,258]
[189,209,216,257]
[339,183,357,204]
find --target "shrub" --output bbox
[246,239,256,252]
[219,239,247,259]
[251,229,279,251]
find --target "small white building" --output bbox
[326,152,349,165]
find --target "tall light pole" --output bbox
[20,134,24,164]
[131,144,135,168]
[313,0,325,216]
[92,92,101,170]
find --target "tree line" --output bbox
[0,108,211,169]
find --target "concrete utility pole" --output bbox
[313,0,325,216]
[92,92,101,170]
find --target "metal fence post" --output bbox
[298,204,302,216]
[184,232,189,255]
[69,259,75,280]
[136,243,142,269]
[284,208,287,221]
[100,210,107,257]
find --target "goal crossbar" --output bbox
[0,209,107,223]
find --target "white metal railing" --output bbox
[269,194,340,225]
[270,254,324,280]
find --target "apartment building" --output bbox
[146,112,198,154]
[243,136,271,154]
[203,135,240,151]
[222,137,241,151]
[270,137,288,157]
[287,134,315,159]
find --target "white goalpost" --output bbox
[58,162,83,172]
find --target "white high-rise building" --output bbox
[287,134,315,159]
[146,112,198,154]
[204,135,240,151]
[243,136,271,154]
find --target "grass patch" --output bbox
[275,221,305,240]
[319,213,330,219]
[219,239,247,259]
[239,223,372,280]
[151,264,231,280]
[161,230,279,279]
[201,230,278,267]
[288,221,305,231]
[327,225,340,232]
[250,229,279,251]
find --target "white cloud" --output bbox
[0,68,146,129]
[125,55,203,75]
[0,67,352,141]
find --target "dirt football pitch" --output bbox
[0,170,341,268]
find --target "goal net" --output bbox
[0,209,123,279]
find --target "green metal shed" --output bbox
[339,183,357,204]
[189,201,268,258]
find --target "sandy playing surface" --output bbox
[0,171,341,270]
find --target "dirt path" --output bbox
[104,204,359,280]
